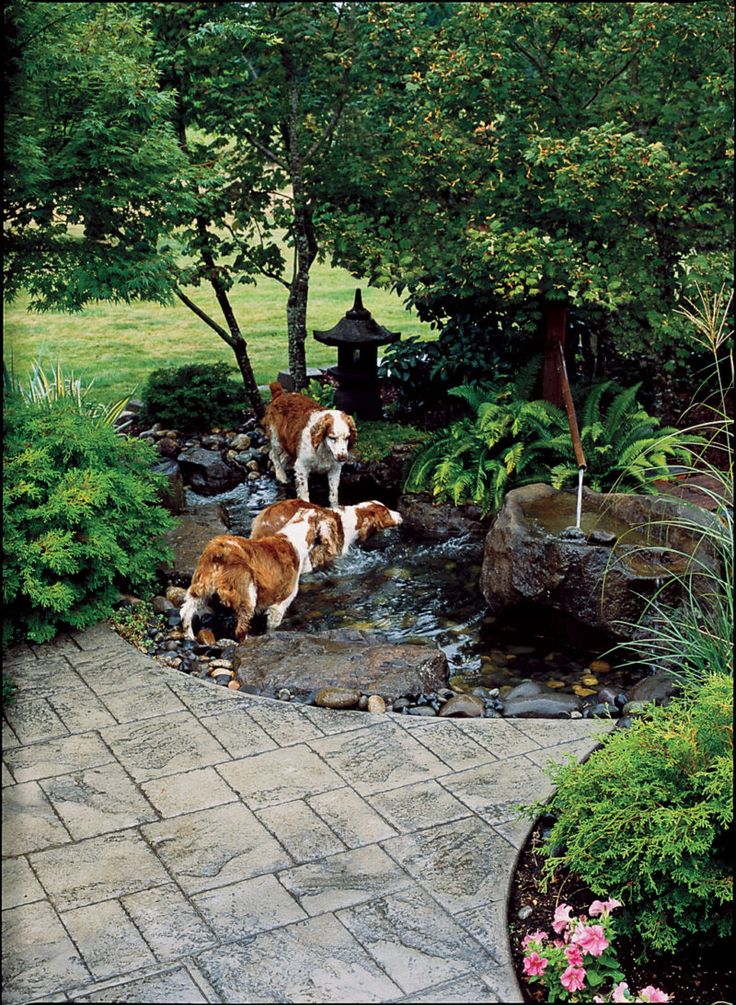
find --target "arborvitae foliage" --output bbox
[140,361,249,431]
[3,398,175,647]
[537,673,733,955]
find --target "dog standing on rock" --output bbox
[262,382,357,507]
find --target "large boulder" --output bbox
[177,446,240,495]
[397,493,487,543]
[233,630,448,701]
[340,444,418,505]
[481,484,719,639]
[150,459,185,515]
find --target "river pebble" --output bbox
[165,586,188,607]
[315,686,360,709]
[438,694,485,718]
[367,695,386,714]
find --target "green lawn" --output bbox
[3,255,434,403]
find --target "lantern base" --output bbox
[329,369,383,420]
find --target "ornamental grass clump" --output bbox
[3,397,175,647]
[535,672,733,955]
[611,284,733,688]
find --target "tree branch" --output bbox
[580,52,640,112]
[304,74,349,164]
[240,129,288,170]
[174,287,235,348]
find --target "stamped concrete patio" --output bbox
[2,623,612,1004]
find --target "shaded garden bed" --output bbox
[508,815,732,1004]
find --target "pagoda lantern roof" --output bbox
[313,289,400,348]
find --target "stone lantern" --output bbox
[314,289,400,420]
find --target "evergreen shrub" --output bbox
[3,398,175,647]
[537,673,733,955]
[141,361,248,431]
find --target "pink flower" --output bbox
[638,987,670,1003]
[589,897,623,917]
[612,982,631,1003]
[552,903,574,934]
[564,944,584,967]
[560,965,586,993]
[553,938,565,948]
[521,929,549,949]
[523,952,548,977]
[572,922,609,956]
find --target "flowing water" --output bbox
[186,480,644,698]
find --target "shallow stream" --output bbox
[186,480,647,700]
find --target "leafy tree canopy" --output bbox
[3,1,190,311]
[321,2,734,375]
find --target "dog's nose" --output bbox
[336,453,349,462]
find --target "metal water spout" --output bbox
[556,343,588,537]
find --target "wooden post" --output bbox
[541,300,568,408]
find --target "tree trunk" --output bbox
[231,335,264,419]
[286,269,310,391]
[285,198,318,392]
[196,219,264,419]
[208,277,264,420]
[541,300,568,408]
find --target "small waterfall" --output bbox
[576,466,585,530]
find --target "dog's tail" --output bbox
[269,381,285,401]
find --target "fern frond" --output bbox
[603,384,643,440]
[549,463,577,489]
[512,355,543,401]
[448,382,504,415]
[581,380,614,429]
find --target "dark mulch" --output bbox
[508,818,733,1004]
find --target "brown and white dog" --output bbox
[179,510,325,642]
[262,382,357,507]
[250,498,402,571]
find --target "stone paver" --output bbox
[2,624,614,1004]
[2,899,89,1002]
[2,780,72,856]
[62,900,156,980]
[142,801,292,895]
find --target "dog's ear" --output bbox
[345,414,358,449]
[310,414,332,451]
